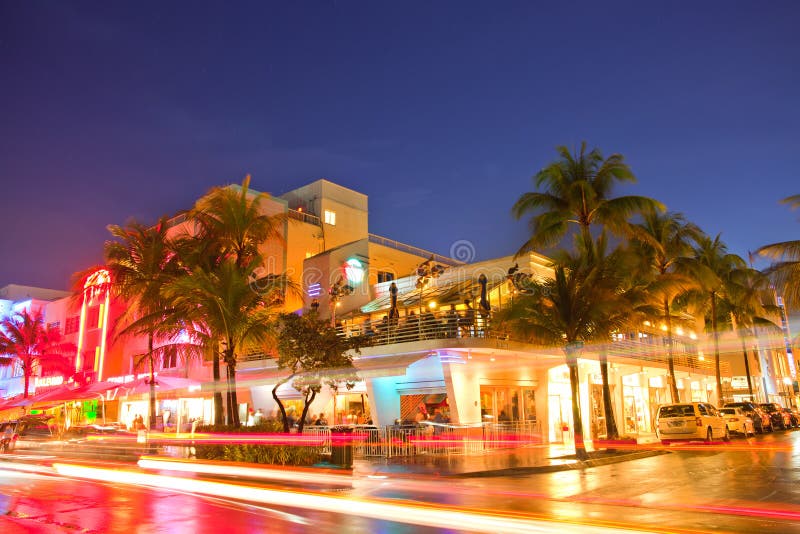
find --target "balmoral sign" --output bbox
[34,375,64,388]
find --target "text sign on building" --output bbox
[730,376,749,389]
[34,375,64,388]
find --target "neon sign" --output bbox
[344,258,364,285]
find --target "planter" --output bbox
[594,437,637,448]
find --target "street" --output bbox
[2,431,799,533]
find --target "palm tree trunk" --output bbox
[711,293,723,405]
[566,345,588,461]
[228,362,240,427]
[148,334,157,431]
[212,350,223,426]
[664,297,679,402]
[23,367,30,398]
[598,348,619,439]
[740,336,754,399]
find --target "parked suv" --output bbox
[656,402,730,444]
[724,402,772,433]
[759,403,790,430]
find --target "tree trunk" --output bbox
[298,389,316,434]
[272,379,290,433]
[711,293,723,405]
[740,336,754,400]
[566,345,588,461]
[212,350,223,426]
[23,367,30,398]
[598,348,619,439]
[225,348,240,427]
[148,334,157,431]
[664,297,679,402]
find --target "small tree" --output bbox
[272,312,368,433]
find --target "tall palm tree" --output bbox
[725,267,779,400]
[630,211,703,402]
[691,234,747,405]
[163,258,288,427]
[592,238,659,440]
[512,142,663,257]
[104,216,180,430]
[0,309,75,398]
[500,249,623,460]
[181,176,290,426]
[757,194,800,309]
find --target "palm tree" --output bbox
[592,239,659,440]
[163,259,288,427]
[180,176,290,426]
[104,216,180,430]
[500,249,623,460]
[691,235,747,405]
[512,142,663,257]
[725,267,779,400]
[757,194,800,309]
[630,211,703,402]
[0,308,75,398]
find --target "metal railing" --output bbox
[303,421,543,459]
[336,309,495,345]
[368,234,461,266]
[288,209,321,226]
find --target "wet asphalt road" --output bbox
[1,430,799,533]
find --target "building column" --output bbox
[442,361,481,424]
[365,376,401,428]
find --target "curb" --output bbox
[450,449,670,478]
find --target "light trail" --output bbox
[51,462,685,533]
[137,456,353,486]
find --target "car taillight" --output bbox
[696,417,703,427]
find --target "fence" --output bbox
[304,420,542,459]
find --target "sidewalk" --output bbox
[354,440,668,478]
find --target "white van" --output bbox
[656,402,730,443]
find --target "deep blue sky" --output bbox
[1,2,798,290]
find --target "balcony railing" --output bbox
[368,234,461,266]
[335,310,718,372]
[288,209,321,226]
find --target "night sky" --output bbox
[1,2,798,290]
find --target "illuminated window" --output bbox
[377,271,395,283]
[324,209,336,226]
[86,306,100,330]
[65,316,80,335]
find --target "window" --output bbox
[377,271,395,283]
[162,347,178,369]
[47,321,61,333]
[65,316,80,335]
[86,307,100,330]
[324,209,336,226]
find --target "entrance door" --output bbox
[549,395,572,443]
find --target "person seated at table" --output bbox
[458,300,475,336]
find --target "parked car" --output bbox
[759,403,791,430]
[0,420,20,452]
[12,414,57,449]
[723,402,772,433]
[719,407,755,436]
[656,402,730,444]
[780,408,799,428]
